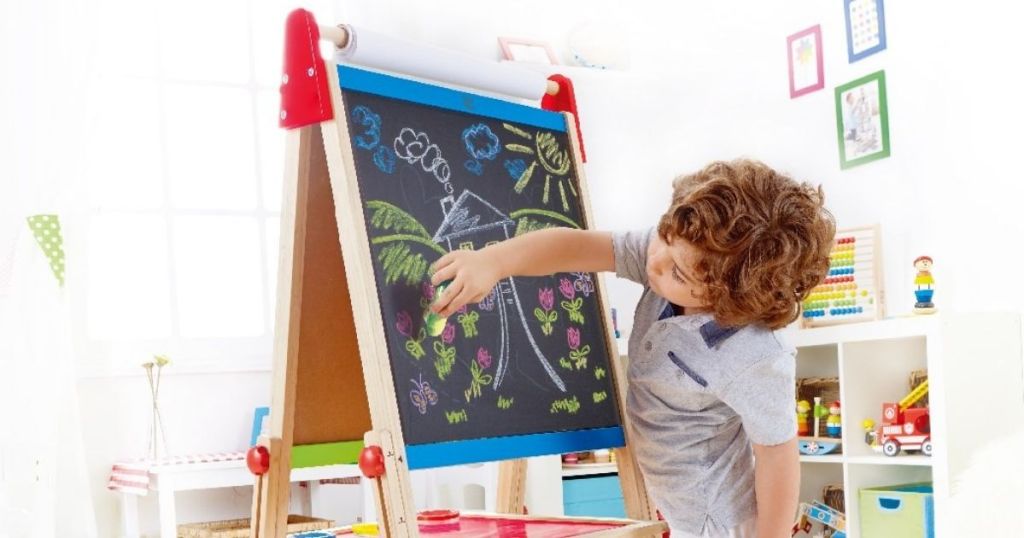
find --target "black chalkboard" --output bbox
[340,78,621,448]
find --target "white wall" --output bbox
[70,1,1024,535]
[340,0,1024,329]
[427,1,1020,317]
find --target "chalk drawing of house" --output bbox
[432,190,566,392]
[432,190,514,252]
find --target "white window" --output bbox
[76,1,339,374]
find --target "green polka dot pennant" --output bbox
[26,214,65,287]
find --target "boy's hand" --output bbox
[429,248,503,317]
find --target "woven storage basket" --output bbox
[822,484,845,538]
[178,515,332,537]
[796,377,841,438]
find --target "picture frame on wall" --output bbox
[498,37,559,64]
[844,0,887,62]
[835,70,890,169]
[787,24,825,98]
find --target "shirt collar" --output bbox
[699,320,741,349]
[658,300,741,349]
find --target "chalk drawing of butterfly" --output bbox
[410,374,439,415]
[572,272,595,297]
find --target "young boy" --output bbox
[429,159,836,538]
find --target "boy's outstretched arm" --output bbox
[429,228,613,317]
[753,438,800,538]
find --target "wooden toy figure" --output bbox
[826,401,842,438]
[862,419,878,447]
[813,396,829,437]
[913,255,936,314]
[797,400,812,436]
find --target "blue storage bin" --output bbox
[562,474,626,518]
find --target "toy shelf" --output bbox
[799,454,844,464]
[781,313,1024,538]
[797,460,844,512]
[535,313,1022,537]
[842,455,932,466]
[561,462,618,478]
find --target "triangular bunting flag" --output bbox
[26,214,66,287]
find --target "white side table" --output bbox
[113,457,362,538]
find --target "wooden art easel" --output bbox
[247,10,665,537]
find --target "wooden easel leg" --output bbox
[247,440,272,537]
[250,473,264,535]
[614,445,658,522]
[369,474,391,534]
[253,124,315,537]
[496,459,528,514]
[362,430,419,537]
[256,437,289,537]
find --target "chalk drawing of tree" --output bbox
[509,208,580,237]
[366,200,446,285]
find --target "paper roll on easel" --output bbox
[331,24,552,100]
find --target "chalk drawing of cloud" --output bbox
[394,127,430,163]
[504,159,527,181]
[394,127,450,183]
[462,123,501,161]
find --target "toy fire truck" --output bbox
[876,379,932,457]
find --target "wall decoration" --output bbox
[844,0,887,62]
[498,37,559,65]
[788,25,825,98]
[835,70,890,169]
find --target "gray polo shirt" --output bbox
[613,228,797,535]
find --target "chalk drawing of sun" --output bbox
[502,123,577,211]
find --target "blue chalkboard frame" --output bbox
[337,64,565,132]
[337,64,626,469]
[406,426,625,470]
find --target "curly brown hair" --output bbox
[657,159,835,329]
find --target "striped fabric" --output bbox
[314,477,361,486]
[106,462,150,495]
[107,452,245,496]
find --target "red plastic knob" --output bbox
[359,445,386,478]
[247,445,271,476]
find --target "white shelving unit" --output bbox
[536,313,1024,537]
[779,313,1024,538]
[561,462,618,478]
